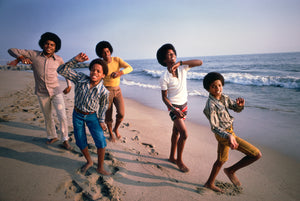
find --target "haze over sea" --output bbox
[53,51,300,160]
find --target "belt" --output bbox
[74,107,96,115]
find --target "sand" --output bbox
[0,71,299,201]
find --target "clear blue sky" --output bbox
[0,0,299,63]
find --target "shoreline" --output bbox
[0,71,299,201]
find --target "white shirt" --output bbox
[159,65,190,105]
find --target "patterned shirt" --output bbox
[203,93,244,138]
[8,48,64,97]
[57,59,109,123]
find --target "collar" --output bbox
[39,51,57,60]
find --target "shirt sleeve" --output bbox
[8,48,35,60]
[97,89,109,123]
[118,57,133,75]
[226,96,244,113]
[159,72,168,91]
[57,58,81,84]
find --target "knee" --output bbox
[180,131,188,140]
[255,151,262,160]
[214,159,225,167]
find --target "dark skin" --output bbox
[204,80,262,192]
[72,52,110,175]
[7,40,72,94]
[161,49,202,172]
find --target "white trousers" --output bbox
[37,94,69,141]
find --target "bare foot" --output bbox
[81,162,93,174]
[113,128,121,139]
[168,158,177,164]
[204,183,224,193]
[46,138,58,144]
[62,141,72,150]
[109,136,116,142]
[96,168,111,176]
[177,162,189,173]
[224,168,241,186]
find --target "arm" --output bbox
[98,90,109,130]
[7,48,33,65]
[161,90,185,119]
[169,59,203,74]
[63,79,72,94]
[57,52,89,82]
[111,57,133,78]
[228,96,245,112]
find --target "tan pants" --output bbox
[105,86,125,124]
[215,126,260,162]
[37,94,69,141]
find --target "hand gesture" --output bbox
[63,86,72,94]
[236,97,245,107]
[111,71,123,78]
[7,59,19,66]
[74,53,89,63]
[100,122,107,131]
[228,135,239,150]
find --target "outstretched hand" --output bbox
[236,97,245,107]
[74,53,89,63]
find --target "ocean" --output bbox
[68,52,300,160]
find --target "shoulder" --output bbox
[53,54,64,63]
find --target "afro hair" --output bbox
[156,43,177,67]
[203,72,225,91]
[95,41,113,58]
[38,32,61,52]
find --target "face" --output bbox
[164,49,176,65]
[101,48,111,61]
[208,80,223,100]
[43,40,56,56]
[90,64,105,84]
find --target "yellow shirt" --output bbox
[103,57,133,87]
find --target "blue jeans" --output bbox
[72,109,107,150]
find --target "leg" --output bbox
[168,124,179,164]
[224,136,262,186]
[113,87,125,139]
[73,110,91,172]
[224,152,262,186]
[37,96,58,143]
[80,146,93,174]
[86,113,110,175]
[105,89,115,142]
[52,94,71,150]
[96,148,111,175]
[173,118,189,172]
[205,160,225,192]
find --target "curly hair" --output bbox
[203,72,225,91]
[95,41,113,58]
[156,43,177,67]
[89,59,108,76]
[38,32,61,52]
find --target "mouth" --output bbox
[91,75,98,79]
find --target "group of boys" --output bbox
[7,32,261,193]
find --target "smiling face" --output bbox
[90,64,105,85]
[164,49,177,66]
[101,48,112,62]
[43,40,56,57]
[208,79,223,100]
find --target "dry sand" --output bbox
[0,71,299,201]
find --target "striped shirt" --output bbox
[203,94,244,138]
[57,59,109,123]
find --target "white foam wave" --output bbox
[121,79,160,89]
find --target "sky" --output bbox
[0,0,300,63]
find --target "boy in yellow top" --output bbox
[96,41,133,142]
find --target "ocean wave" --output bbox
[121,79,160,89]
[143,69,300,89]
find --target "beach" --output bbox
[0,70,299,201]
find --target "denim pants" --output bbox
[72,109,107,150]
[37,94,69,141]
